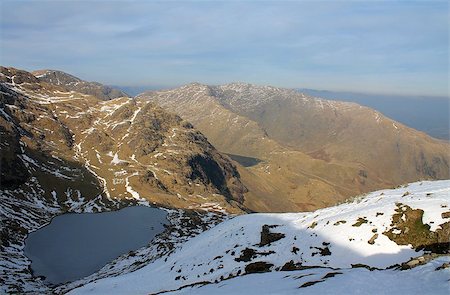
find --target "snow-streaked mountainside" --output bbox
[0,66,247,213]
[69,180,450,295]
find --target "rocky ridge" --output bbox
[139,82,450,212]
[32,69,128,101]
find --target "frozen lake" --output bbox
[24,206,168,285]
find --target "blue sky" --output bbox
[0,0,448,96]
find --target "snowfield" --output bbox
[167,256,450,295]
[69,180,450,295]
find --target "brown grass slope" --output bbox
[139,82,449,212]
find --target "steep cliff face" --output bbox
[140,82,450,212]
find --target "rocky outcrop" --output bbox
[384,204,450,254]
[245,261,273,274]
[259,225,285,246]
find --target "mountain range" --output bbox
[1,67,449,293]
[2,67,448,214]
[139,82,450,212]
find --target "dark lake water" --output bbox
[24,206,168,285]
[225,153,262,167]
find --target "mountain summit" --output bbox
[32,69,128,100]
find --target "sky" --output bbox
[0,0,448,96]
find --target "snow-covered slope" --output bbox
[69,180,450,294]
[168,257,450,295]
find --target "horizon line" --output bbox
[3,64,449,99]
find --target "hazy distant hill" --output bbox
[112,86,157,97]
[113,85,175,97]
[299,89,449,140]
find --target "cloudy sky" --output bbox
[0,0,448,96]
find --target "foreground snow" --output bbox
[69,180,450,294]
[168,257,450,295]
